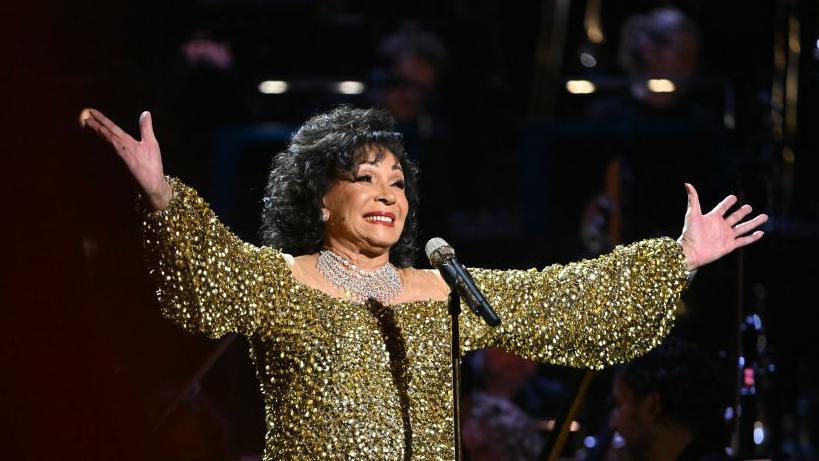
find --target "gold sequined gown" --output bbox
[142,179,689,461]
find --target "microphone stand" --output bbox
[448,291,464,461]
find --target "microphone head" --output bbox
[425,237,455,266]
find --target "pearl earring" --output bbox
[321,210,329,222]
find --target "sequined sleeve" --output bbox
[141,178,291,338]
[460,238,689,369]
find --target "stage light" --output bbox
[337,81,365,94]
[566,80,596,94]
[647,79,675,93]
[259,80,289,94]
[752,314,762,330]
[539,419,581,431]
[580,52,597,68]
[583,436,597,448]
[612,432,625,449]
[753,421,765,445]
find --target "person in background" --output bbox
[369,24,452,238]
[610,337,732,461]
[618,7,702,110]
[583,7,726,252]
[369,24,448,136]
[462,348,543,461]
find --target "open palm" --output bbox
[678,183,768,270]
[81,108,171,210]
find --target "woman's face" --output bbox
[322,148,409,256]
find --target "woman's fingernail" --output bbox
[79,108,92,127]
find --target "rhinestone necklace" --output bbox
[316,249,403,304]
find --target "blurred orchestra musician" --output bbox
[462,348,543,461]
[369,24,452,237]
[584,7,728,246]
[610,338,732,461]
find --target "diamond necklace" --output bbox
[316,249,403,304]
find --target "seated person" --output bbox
[610,337,732,461]
[462,348,543,461]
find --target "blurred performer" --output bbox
[463,348,543,461]
[82,105,766,460]
[584,7,726,248]
[369,24,448,136]
[619,7,701,109]
[369,25,451,236]
[611,338,732,461]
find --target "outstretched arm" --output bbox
[460,186,768,368]
[461,238,688,369]
[142,179,291,338]
[82,109,293,338]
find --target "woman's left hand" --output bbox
[678,183,768,270]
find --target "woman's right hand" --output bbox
[81,108,172,210]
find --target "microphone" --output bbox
[425,238,501,327]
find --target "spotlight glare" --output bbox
[259,80,288,94]
[338,81,365,94]
[647,79,675,93]
[566,80,596,94]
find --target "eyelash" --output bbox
[354,175,405,189]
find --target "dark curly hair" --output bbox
[261,106,420,267]
[615,337,731,442]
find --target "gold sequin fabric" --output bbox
[142,178,690,461]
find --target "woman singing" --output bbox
[82,105,766,460]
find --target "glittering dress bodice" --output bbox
[142,178,689,460]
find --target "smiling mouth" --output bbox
[363,213,395,225]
